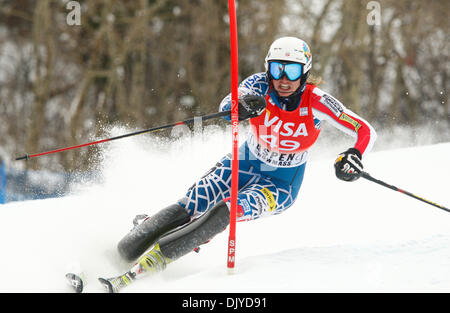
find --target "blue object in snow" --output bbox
[0,159,5,204]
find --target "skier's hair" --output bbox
[307,73,323,86]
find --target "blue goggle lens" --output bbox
[269,62,303,81]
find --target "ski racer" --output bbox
[98,36,377,292]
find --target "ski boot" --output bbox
[98,271,135,293]
[99,243,171,293]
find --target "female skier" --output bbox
[98,36,377,292]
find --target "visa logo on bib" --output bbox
[264,112,309,138]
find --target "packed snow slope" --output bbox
[0,125,449,292]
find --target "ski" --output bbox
[98,277,115,293]
[66,272,84,293]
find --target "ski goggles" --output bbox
[269,61,303,81]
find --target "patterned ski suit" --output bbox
[178,72,377,221]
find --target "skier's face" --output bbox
[272,76,301,97]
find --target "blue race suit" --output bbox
[178,72,376,221]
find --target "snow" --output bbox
[0,126,449,293]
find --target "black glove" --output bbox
[334,148,363,182]
[238,94,266,121]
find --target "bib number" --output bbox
[259,135,301,152]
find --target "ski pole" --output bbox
[361,171,449,213]
[16,110,231,161]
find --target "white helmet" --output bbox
[264,37,312,74]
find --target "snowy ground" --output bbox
[0,125,449,293]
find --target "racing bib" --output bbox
[248,85,321,167]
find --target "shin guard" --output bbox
[158,200,230,260]
[117,204,190,262]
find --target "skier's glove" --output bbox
[238,94,266,121]
[334,148,363,182]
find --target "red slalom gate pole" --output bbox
[227,0,239,271]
